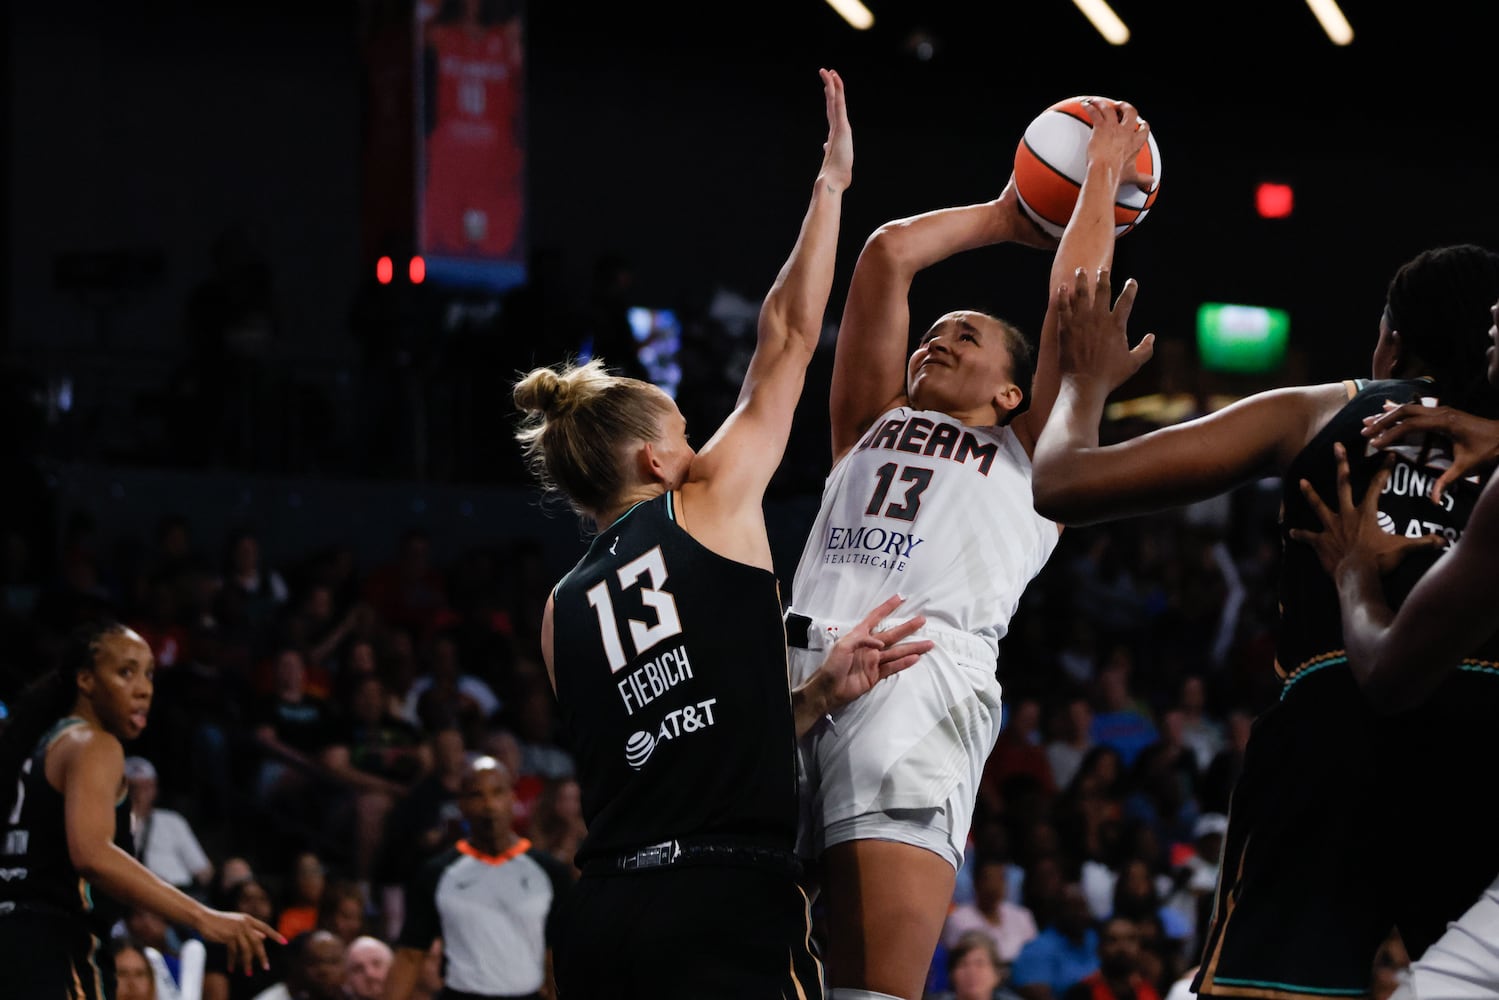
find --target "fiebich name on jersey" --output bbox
[822,525,925,571]
[624,698,717,770]
[861,414,997,476]
[618,642,693,716]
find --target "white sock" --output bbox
[827,990,905,1000]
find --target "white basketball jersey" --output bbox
[788,406,1059,653]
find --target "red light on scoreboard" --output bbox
[1256,182,1294,219]
[376,256,394,284]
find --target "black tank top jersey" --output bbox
[1277,377,1499,699]
[0,717,135,933]
[550,492,798,866]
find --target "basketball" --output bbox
[1013,96,1161,239]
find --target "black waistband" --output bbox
[581,838,802,878]
[785,612,812,649]
[440,990,541,1000]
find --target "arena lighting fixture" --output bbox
[1071,0,1130,44]
[823,0,874,30]
[1305,0,1354,44]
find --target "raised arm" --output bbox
[1292,443,1499,713]
[828,183,1053,462]
[1010,99,1151,457]
[1032,268,1346,525]
[687,68,851,505]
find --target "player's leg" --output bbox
[821,836,957,1000]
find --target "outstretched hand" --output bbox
[197,907,285,977]
[815,594,935,715]
[1054,266,1153,390]
[1289,442,1446,577]
[818,68,852,192]
[1361,399,1499,506]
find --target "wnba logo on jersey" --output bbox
[623,698,718,769]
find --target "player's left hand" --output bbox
[1290,442,1447,576]
[815,594,934,714]
[1054,266,1153,390]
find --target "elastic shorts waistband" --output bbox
[785,610,997,663]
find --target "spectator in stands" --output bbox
[982,696,1058,812]
[341,935,392,1000]
[1046,696,1095,793]
[479,725,543,834]
[125,755,213,898]
[1162,812,1225,958]
[944,855,1042,963]
[404,629,500,737]
[204,877,287,1000]
[1172,674,1223,774]
[1199,708,1251,816]
[1121,734,1199,858]
[252,646,334,814]
[1089,653,1157,769]
[934,930,1027,1000]
[508,676,573,783]
[1109,858,1191,960]
[277,852,327,941]
[124,907,185,991]
[1011,883,1101,1000]
[320,671,430,885]
[1060,917,1160,1000]
[252,928,347,1000]
[375,722,467,938]
[210,856,256,910]
[1056,746,1126,883]
[361,529,449,639]
[1055,622,1100,688]
[114,937,158,1000]
[316,881,368,947]
[410,940,443,1000]
[528,774,586,876]
[222,528,289,645]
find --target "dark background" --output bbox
[5,0,1499,570]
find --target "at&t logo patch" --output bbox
[623,698,718,769]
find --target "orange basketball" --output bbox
[1013,96,1161,239]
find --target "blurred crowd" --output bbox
[0,439,1414,999]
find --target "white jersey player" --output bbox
[784,98,1154,1000]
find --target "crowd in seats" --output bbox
[0,481,1411,999]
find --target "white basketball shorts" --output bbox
[788,617,1002,871]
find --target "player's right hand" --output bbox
[197,908,286,976]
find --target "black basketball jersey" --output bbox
[0,717,134,933]
[1277,377,1498,698]
[550,492,798,866]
